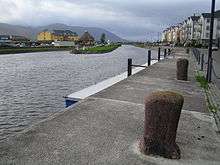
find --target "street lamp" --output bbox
[206,0,216,82]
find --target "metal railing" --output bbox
[192,48,205,71]
[127,48,172,77]
[192,48,220,80]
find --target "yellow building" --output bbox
[37,30,80,42]
[37,31,53,41]
[66,35,80,42]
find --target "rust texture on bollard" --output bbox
[139,91,184,159]
[176,58,189,81]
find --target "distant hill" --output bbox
[0,23,125,42]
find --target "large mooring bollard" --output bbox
[139,91,184,159]
[176,59,189,81]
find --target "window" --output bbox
[206,33,209,38]
[207,19,210,23]
[206,26,210,31]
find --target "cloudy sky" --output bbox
[0,0,219,41]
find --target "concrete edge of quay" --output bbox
[205,83,220,132]
[0,47,219,165]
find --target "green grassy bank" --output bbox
[0,47,73,55]
[77,44,121,54]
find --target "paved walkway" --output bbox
[0,48,219,165]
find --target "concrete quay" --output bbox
[0,48,220,165]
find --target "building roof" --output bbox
[0,35,11,39]
[11,35,29,41]
[163,29,167,33]
[202,10,220,18]
[190,16,200,21]
[0,35,11,42]
[52,30,78,36]
[41,29,78,36]
[79,31,95,42]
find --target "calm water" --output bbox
[0,45,157,140]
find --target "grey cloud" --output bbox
[0,0,219,41]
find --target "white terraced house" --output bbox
[181,20,189,43]
[186,15,201,41]
[200,10,220,46]
[162,10,220,47]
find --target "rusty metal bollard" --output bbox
[139,91,184,159]
[177,59,189,81]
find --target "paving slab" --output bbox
[93,53,207,113]
[0,98,219,165]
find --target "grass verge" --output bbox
[80,44,121,54]
[195,71,218,113]
[195,72,209,90]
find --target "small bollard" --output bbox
[148,50,151,66]
[139,91,184,159]
[127,58,132,77]
[158,47,161,61]
[168,49,171,55]
[198,53,201,65]
[177,58,189,81]
[201,54,204,71]
[164,49,167,58]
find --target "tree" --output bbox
[100,33,106,44]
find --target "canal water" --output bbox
[0,45,157,140]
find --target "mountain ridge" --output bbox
[0,23,125,42]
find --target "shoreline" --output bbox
[0,47,73,55]
[1,48,219,164]
[65,58,159,106]
[71,44,121,54]
[0,44,122,55]
[0,45,151,141]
